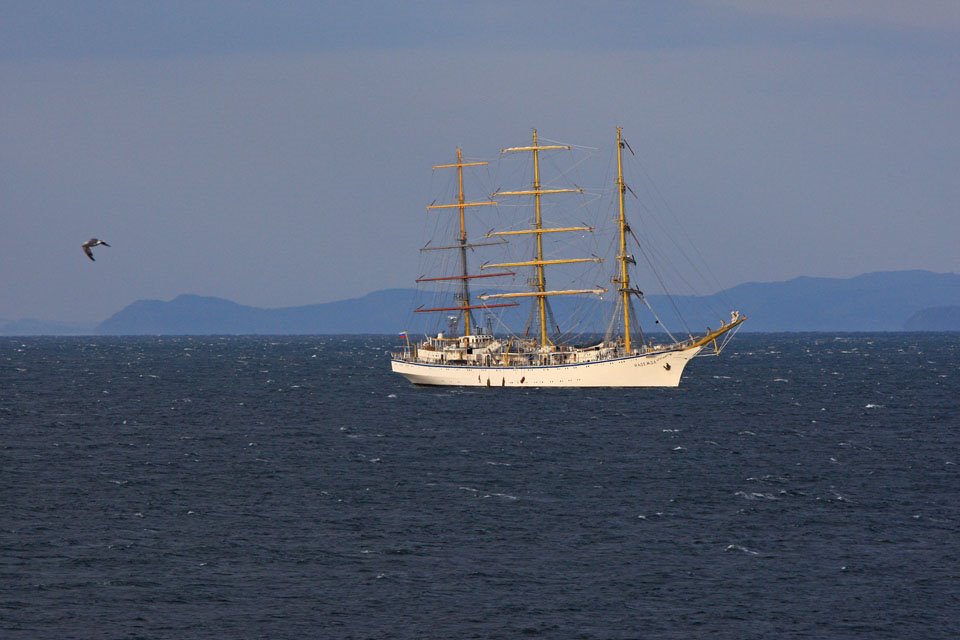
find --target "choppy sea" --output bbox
[1,334,958,639]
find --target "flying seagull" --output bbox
[82,238,110,261]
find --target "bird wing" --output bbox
[83,245,95,260]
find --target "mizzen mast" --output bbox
[418,148,514,335]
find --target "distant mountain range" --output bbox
[95,289,415,335]
[677,270,960,332]
[904,306,960,331]
[0,318,95,336]
[3,270,960,336]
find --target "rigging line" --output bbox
[632,195,703,292]
[539,136,599,152]
[540,149,596,192]
[522,297,536,338]
[564,148,601,209]
[628,195,705,301]
[631,157,733,309]
[632,158,715,290]
[488,308,519,339]
[556,291,596,343]
[629,226,692,337]
[636,230,728,328]
[629,189,727,325]
[629,208,704,304]
[629,298,646,346]
[640,296,680,344]
[544,298,562,342]
[604,295,620,343]
[565,298,602,344]
[631,236,691,338]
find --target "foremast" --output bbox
[417,148,515,334]
[479,129,605,347]
[611,127,747,354]
[615,126,638,353]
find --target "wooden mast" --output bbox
[425,149,499,335]
[456,149,472,335]
[531,130,549,345]
[616,127,632,353]
[480,129,605,348]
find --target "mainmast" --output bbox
[479,129,605,347]
[417,149,514,334]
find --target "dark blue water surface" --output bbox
[1,334,958,639]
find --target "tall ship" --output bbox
[391,128,745,387]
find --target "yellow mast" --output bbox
[616,127,632,353]
[532,130,549,346]
[426,149,496,336]
[608,127,746,353]
[493,129,595,347]
[455,148,471,335]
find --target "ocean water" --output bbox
[1,334,957,639]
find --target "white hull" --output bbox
[391,345,703,388]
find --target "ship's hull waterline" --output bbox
[391,345,703,388]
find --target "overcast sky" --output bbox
[2,1,958,324]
